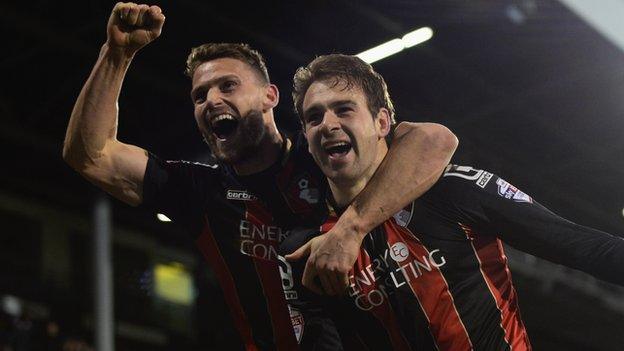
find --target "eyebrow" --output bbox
[190,74,240,99]
[303,99,356,118]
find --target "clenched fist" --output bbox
[107,2,165,55]
[286,227,363,296]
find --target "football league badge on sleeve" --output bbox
[496,178,533,203]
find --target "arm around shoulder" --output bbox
[393,121,459,156]
[350,121,459,231]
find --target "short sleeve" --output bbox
[141,153,220,235]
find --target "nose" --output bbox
[320,111,341,134]
[205,88,225,111]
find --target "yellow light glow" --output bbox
[154,263,193,305]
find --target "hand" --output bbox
[107,2,165,55]
[285,229,363,295]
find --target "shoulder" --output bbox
[144,153,223,193]
[440,164,495,188]
[431,164,533,205]
[160,158,220,170]
[418,164,495,203]
[149,153,220,175]
[427,164,495,191]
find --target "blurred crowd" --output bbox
[0,311,93,351]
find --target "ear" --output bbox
[375,108,392,139]
[262,84,280,110]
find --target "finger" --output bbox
[332,270,347,294]
[285,240,311,261]
[126,4,140,26]
[135,4,150,27]
[113,2,123,15]
[114,3,130,22]
[318,273,336,295]
[302,261,322,294]
[149,5,162,14]
[149,5,166,28]
[327,269,346,295]
[335,271,350,295]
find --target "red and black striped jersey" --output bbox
[141,134,341,351]
[282,164,624,350]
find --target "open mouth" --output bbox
[211,114,239,140]
[324,141,352,158]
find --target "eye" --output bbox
[336,106,353,115]
[221,80,237,92]
[192,90,206,104]
[305,112,322,127]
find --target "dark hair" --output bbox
[185,43,270,84]
[292,54,395,125]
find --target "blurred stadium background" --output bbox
[1,0,623,349]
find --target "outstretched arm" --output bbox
[475,173,624,285]
[63,3,165,206]
[288,122,458,295]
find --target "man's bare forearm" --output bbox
[338,122,458,238]
[62,42,149,205]
[64,4,164,205]
[63,44,133,167]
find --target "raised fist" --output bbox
[107,2,165,54]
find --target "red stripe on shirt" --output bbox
[196,219,258,351]
[245,200,300,351]
[324,217,411,350]
[460,224,531,351]
[385,220,473,351]
[352,248,413,350]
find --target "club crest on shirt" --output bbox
[294,175,319,204]
[284,173,319,213]
[496,178,533,203]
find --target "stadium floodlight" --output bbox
[157,213,172,222]
[356,39,404,64]
[357,27,434,64]
[402,27,434,48]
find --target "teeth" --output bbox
[212,114,235,123]
[325,141,350,149]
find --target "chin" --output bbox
[325,168,355,184]
[213,151,239,164]
[214,147,247,165]
[218,141,262,165]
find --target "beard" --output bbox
[203,109,266,165]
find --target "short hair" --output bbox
[292,54,396,125]
[185,43,270,84]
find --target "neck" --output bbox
[232,116,284,175]
[329,144,388,208]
